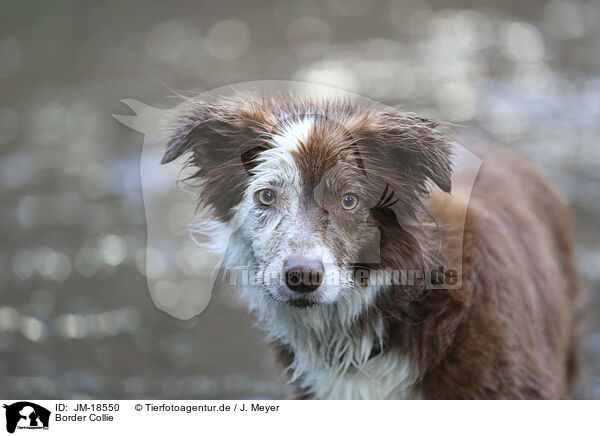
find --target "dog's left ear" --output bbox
[363,112,453,195]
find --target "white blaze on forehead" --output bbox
[270,117,315,151]
[244,118,316,198]
[249,147,301,189]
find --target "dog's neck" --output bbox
[241,281,420,399]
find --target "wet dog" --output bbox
[162,95,581,399]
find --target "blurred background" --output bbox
[1,0,599,399]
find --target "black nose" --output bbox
[283,257,324,293]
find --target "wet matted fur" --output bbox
[162,95,582,399]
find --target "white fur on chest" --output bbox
[303,352,417,400]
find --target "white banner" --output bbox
[0,400,598,436]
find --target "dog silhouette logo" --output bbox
[3,402,50,434]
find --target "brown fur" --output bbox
[163,95,581,399]
[410,145,582,399]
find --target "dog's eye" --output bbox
[341,193,359,210]
[256,188,276,206]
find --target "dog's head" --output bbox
[162,96,452,309]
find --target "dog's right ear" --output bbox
[161,100,270,220]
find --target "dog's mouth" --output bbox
[267,284,332,308]
[284,297,317,308]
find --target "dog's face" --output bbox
[162,96,452,308]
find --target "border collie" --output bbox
[161,95,582,399]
